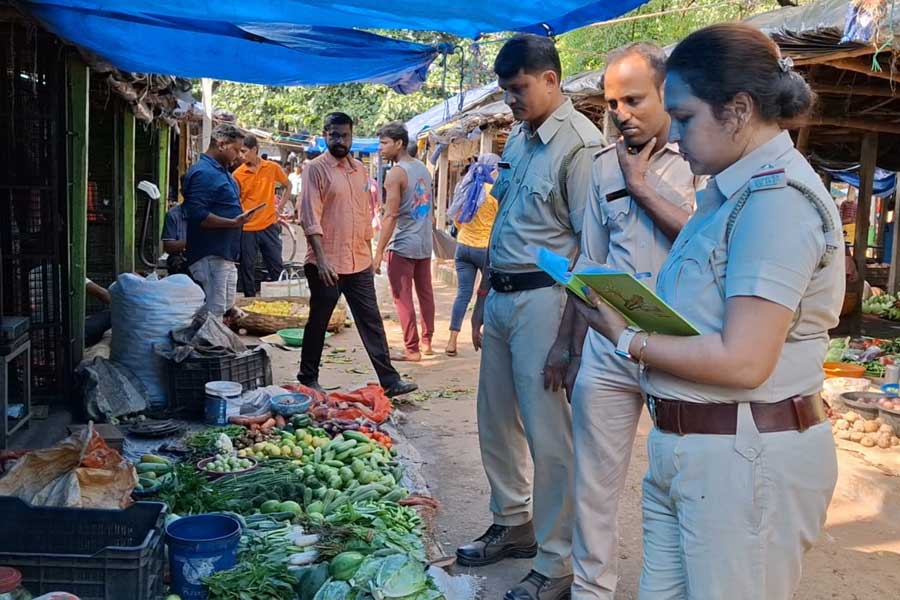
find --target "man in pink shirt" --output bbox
[299,112,417,398]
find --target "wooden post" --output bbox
[201,78,213,150]
[888,189,900,293]
[157,124,170,236]
[853,132,879,331]
[119,111,136,274]
[434,147,450,279]
[479,129,494,155]
[436,146,449,231]
[178,121,188,201]
[796,127,811,155]
[67,57,89,363]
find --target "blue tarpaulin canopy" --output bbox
[26,0,647,90]
[825,166,897,197]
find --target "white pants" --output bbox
[476,286,574,578]
[571,332,643,600]
[189,256,237,318]
[640,405,837,599]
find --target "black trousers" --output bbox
[299,264,400,388]
[239,223,283,297]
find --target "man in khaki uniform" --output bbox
[542,44,703,600]
[455,34,603,600]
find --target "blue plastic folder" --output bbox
[535,248,700,336]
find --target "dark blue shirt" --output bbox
[161,204,187,243]
[182,154,243,265]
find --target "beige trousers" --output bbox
[571,332,644,600]
[476,286,573,578]
[640,405,838,599]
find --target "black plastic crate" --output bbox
[0,497,166,600]
[166,346,272,417]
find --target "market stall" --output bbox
[0,383,452,600]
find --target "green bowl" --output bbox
[278,328,304,346]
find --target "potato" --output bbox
[845,411,861,423]
[893,436,900,447]
[835,419,850,430]
[864,420,881,433]
[875,417,886,425]
[878,434,892,449]
[879,423,895,435]
[853,419,867,433]
[861,435,877,447]
[850,431,865,442]
[837,430,853,440]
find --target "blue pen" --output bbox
[634,272,652,279]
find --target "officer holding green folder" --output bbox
[542,43,703,600]
[573,25,842,599]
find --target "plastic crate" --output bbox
[166,346,272,417]
[0,497,166,600]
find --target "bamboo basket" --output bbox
[234,296,346,335]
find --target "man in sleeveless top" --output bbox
[374,122,436,362]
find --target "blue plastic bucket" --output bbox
[165,514,242,600]
[204,381,242,425]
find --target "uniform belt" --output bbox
[648,394,826,435]
[489,270,556,293]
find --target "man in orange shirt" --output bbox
[233,134,290,297]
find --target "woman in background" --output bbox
[446,153,500,356]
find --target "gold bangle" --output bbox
[638,332,652,373]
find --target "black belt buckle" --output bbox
[492,271,515,292]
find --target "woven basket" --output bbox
[235,296,346,335]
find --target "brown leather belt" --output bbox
[648,394,826,435]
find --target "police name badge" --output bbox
[748,168,787,192]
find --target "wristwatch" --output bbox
[615,326,643,361]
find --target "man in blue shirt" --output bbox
[182,124,252,318]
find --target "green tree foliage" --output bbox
[214,0,787,134]
[556,0,783,76]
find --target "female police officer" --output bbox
[573,24,843,599]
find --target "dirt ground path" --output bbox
[267,274,900,599]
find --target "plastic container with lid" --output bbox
[0,567,32,600]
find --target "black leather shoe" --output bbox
[456,522,537,567]
[384,380,418,398]
[505,570,573,600]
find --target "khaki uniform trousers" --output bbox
[570,332,644,600]
[477,285,573,578]
[639,404,838,599]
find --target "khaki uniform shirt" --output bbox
[643,131,844,404]
[578,143,704,382]
[488,99,604,273]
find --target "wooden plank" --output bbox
[157,124,170,237]
[784,115,900,135]
[67,56,89,362]
[852,132,879,332]
[793,46,874,66]
[120,111,136,273]
[813,82,900,98]
[824,58,895,81]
